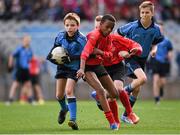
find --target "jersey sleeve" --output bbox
[117,22,132,37]
[54,36,62,47]
[79,36,87,50]
[12,46,21,58]
[49,33,63,53]
[81,33,99,60]
[69,36,87,60]
[152,27,164,44]
[113,34,142,56]
[167,39,173,51]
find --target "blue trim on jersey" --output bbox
[117,20,164,58]
[54,30,87,70]
[155,37,173,63]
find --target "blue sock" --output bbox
[8,98,14,102]
[129,95,137,107]
[124,84,133,94]
[159,87,164,97]
[155,96,160,103]
[57,96,68,111]
[67,97,77,121]
[28,96,34,103]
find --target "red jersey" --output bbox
[103,34,142,66]
[81,29,112,65]
[29,57,40,75]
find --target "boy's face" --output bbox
[100,20,115,36]
[140,7,153,22]
[23,35,31,47]
[64,19,79,37]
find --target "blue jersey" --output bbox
[54,30,86,70]
[117,20,164,58]
[12,45,33,69]
[155,37,173,63]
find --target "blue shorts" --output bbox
[55,66,78,81]
[125,57,147,79]
[14,68,30,83]
[152,59,170,77]
[30,74,40,85]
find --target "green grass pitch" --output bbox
[0,100,180,134]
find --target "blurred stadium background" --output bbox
[0,0,180,101]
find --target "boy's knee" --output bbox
[56,93,64,100]
[108,89,118,98]
[111,91,117,98]
[96,89,106,97]
[66,89,74,97]
[138,76,147,84]
[142,76,147,83]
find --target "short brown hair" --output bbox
[139,1,154,12]
[63,12,80,25]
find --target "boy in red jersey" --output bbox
[91,15,141,126]
[77,14,118,130]
[94,34,142,125]
[29,56,44,105]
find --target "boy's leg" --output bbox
[123,87,139,115]
[125,68,147,93]
[91,91,103,111]
[159,77,166,98]
[153,74,160,104]
[7,81,19,104]
[108,99,120,128]
[67,97,78,130]
[56,79,68,124]
[65,79,79,130]
[123,68,146,124]
[85,72,117,130]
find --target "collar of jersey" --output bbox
[137,18,155,29]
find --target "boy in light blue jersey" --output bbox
[151,22,173,104]
[47,12,86,130]
[116,1,164,122]
[6,35,33,105]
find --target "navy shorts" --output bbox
[30,75,40,85]
[55,66,78,81]
[125,57,147,79]
[105,62,126,82]
[85,64,108,78]
[152,59,170,77]
[15,68,30,83]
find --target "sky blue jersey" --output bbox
[54,30,86,70]
[155,37,173,63]
[12,45,33,69]
[117,20,164,58]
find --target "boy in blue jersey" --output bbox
[6,35,33,105]
[151,22,173,104]
[47,12,86,130]
[116,1,164,122]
